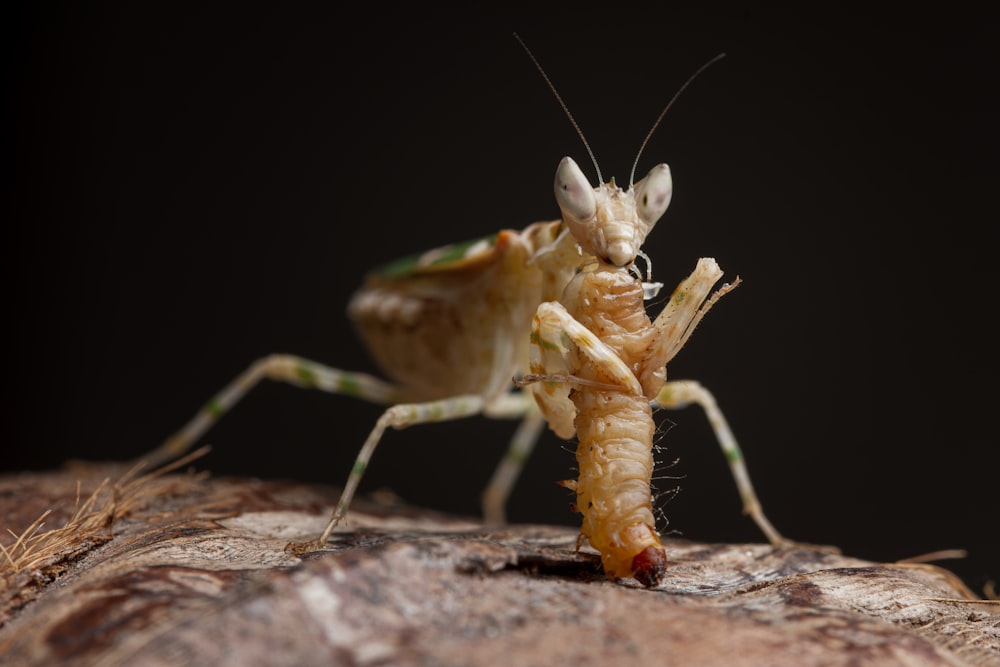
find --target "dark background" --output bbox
[4,7,997,592]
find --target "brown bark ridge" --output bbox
[1,460,997,667]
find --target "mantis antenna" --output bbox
[514,33,725,189]
[514,32,604,184]
[630,52,727,186]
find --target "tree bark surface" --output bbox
[1,465,997,667]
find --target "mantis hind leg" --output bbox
[653,379,787,546]
[139,354,402,471]
[316,389,545,546]
[312,393,489,548]
[142,352,542,544]
[480,405,547,525]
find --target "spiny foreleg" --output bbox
[639,257,734,388]
[525,300,643,439]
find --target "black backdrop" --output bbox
[4,7,997,592]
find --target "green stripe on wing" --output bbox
[376,233,500,279]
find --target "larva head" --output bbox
[554,156,672,267]
[631,545,667,588]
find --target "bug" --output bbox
[138,39,787,584]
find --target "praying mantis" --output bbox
[139,39,788,586]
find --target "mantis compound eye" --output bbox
[554,156,597,224]
[634,163,673,228]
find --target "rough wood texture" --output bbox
[1,464,997,667]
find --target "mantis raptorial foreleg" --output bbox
[532,301,645,395]
[653,379,786,546]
